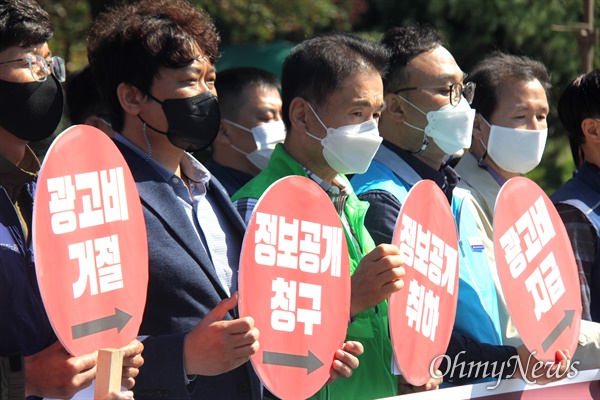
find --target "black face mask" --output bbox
[0,75,64,142]
[139,91,221,152]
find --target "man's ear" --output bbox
[289,97,310,133]
[581,118,600,144]
[214,119,232,145]
[384,93,406,123]
[472,114,487,142]
[117,82,145,116]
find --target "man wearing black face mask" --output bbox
[88,1,361,398]
[0,1,143,398]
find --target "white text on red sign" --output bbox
[398,213,455,342]
[398,213,457,294]
[253,212,343,335]
[254,212,342,276]
[47,168,129,234]
[406,279,440,341]
[271,278,322,335]
[499,196,564,321]
[70,234,123,299]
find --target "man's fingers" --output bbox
[342,341,364,357]
[362,244,400,263]
[121,365,140,379]
[203,293,239,325]
[120,376,136,390]
[121,339,144,360]
[334,349,359,370]
[331,358,353,378]
[123,353,144,368]
[233,336,260,357]
[232,326,260,347]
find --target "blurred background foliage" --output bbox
[37,0,599,195]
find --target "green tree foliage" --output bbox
[39,0,91,72]
[196,0,366,43]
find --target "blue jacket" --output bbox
[552,162,600,322]
[351,145,502,347]
[0,183,56,358]
[115,141,262,400]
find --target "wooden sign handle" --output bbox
[94,348,123,399]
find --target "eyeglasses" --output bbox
[0,54,66,83]
[395,81,476,106]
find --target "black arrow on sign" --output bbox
[71,308,132,339]
[263,350,324,374]
[542,309,575,352]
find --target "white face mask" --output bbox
[400,95,475,156]
[224,119,286,170]
[305,102,383,175]
[481,117,547,174]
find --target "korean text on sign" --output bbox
[499,196,563,321]
[398,213,458,342]
[47,167,129,234]
[45,167,129,299]
[253,212,343,336]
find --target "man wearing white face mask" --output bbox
[232,33,444,399]
[454,52,550,224]
[351,27,566,387]
[207,67,286,196]
[454,52,600,372]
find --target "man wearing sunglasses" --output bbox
[0,1,143,398]
[351,26,572,388]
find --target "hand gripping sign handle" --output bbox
[94,348,123,399]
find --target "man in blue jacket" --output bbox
[351,25,568,386]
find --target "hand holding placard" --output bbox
[183,292,260,376]
[238,176,351,399]
[324,341,364,386]
[511,345,572,385]
[33,126,148,398]
[24,341,96,397]
[350,244,405,317]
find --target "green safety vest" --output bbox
[233,144,398,399]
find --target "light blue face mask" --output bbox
[305,102,382,174]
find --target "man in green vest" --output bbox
[233,33,440,399]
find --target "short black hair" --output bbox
[66,65,109,124]
[215,67,280,120]
[468,51,551,120]
[380,25,444,93]
[557,69,600,167]
[281,33,389,133]
[0,0,53,53]
[87,0,220,132]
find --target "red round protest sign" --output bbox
[389,180,459,386]
[238,176,350,400]
[33,125,148,356]
[494,177,581,362]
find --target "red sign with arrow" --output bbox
[389,180,459,386]
[238,176,350,399]
[33,125,148,356]
[494,177,581,362]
